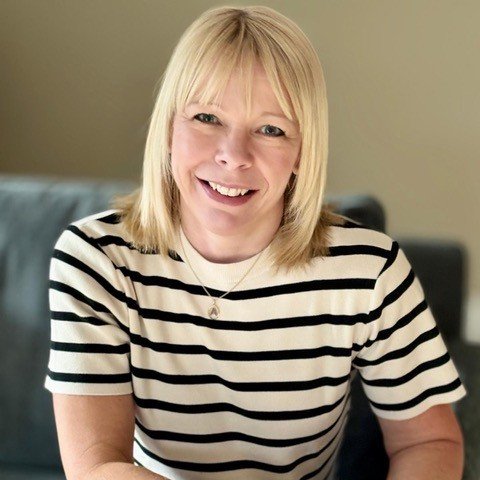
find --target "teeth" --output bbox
[208,181,249,197]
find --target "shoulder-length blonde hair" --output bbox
[112,5,344,275]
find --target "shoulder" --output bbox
[62,209,133,246]
[68,209,124,237]
[291,214,399,297]
[54,209,134,264]
[326,214,395,275]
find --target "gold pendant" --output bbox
[207,301,219,320]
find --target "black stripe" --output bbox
[299,447,338,480]
[66,225,105,254]
[132,392,346,421]
[51,310,110,327]
[368,268,416,323]
[131,364,349,392]
[121,271,376,299]
[49,280,115,314]
[51,341,130,354]
[361,352,451,387]
[351,342,364,352]
[47,369,131,384]
[139,309,372,331]
[328,244,390,260]
[366,300,428,347]
[130,332,352,361]
[353,300,429,352]
[370,377,463,411]
[379,240,399,276]
[134,394,350,447]
[132,412,347,474]
[96,234,134,249]
[94,233,179,259]
[354,326,440,367]
[97,212,121,224]
[86,230,177,259]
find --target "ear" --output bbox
[292,160,299,175]
[292,149,301,175]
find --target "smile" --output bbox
[207,181,250,197]
[197,178,257,206]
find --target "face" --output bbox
[170,62,301,242]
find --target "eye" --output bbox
[193,113,220,124]
[259,125,285,137]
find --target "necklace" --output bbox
[178,232,264,320]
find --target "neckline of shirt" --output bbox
[173,225,274,289]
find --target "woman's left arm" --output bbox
[379,404,464,480]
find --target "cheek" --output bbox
[172,124,217,158]
[261,147,299,179]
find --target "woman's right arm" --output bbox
[52,393,170,480]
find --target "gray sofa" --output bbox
[0,174,478,479]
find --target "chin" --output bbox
[204,221,249,236]
[200,212,251,235]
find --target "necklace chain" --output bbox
[179,232,264,320]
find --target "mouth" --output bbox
[196,177,258,206]
[197,178,257,197]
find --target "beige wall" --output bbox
[1,1,479,334]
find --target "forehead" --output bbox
[183,60,296,122]
[194,64,271,102]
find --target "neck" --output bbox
[180,217,281,264]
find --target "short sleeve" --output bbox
[353,239,466,420]
[44,222,133,395]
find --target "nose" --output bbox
[214,129,253,170]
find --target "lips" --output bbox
[197,177,257,205]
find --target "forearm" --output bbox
[85,462,170,480]
[387,439,463,480]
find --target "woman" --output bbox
[45,5,466,480]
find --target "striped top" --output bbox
[44,209,466,480]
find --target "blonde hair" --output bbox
[112,5,345,274]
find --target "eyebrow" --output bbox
[186,101,295,124]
